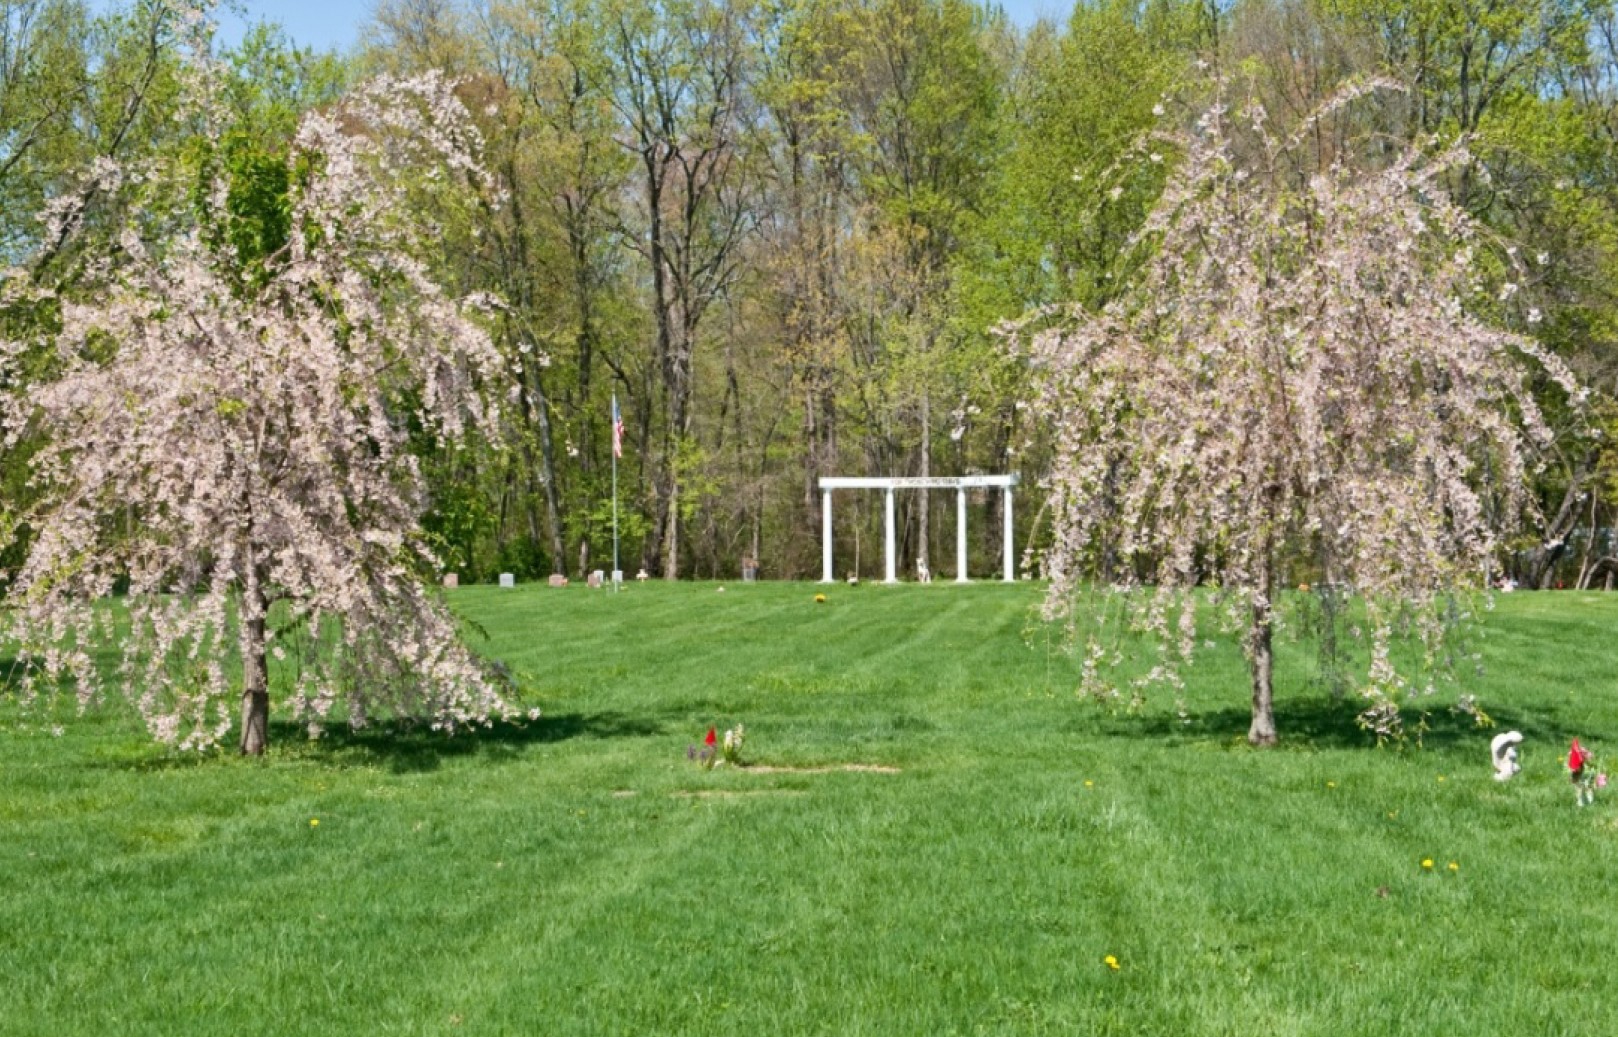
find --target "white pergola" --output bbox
[819,475,1019,584]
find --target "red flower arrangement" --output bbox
[688,724,745,769]
[1569,738,1606,807]
[1569,738,1589,776]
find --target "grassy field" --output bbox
[4,581,1617,1036]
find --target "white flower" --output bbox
[1499,282,1519,301]
[1149,153,1163,164]
[1152,103,1165,117]
[1527,308,1542,324]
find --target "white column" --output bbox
[956,488,969,582]
[1002,486,1015,582]
[884,487,897,584]
[821,488,834,583]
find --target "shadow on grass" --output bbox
[1093,695,1581,752]
[82,710,671,774]
[274,710,670,773]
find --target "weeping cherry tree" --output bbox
[1016,79,1581,745]
[1,14,513,753]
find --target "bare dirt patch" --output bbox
[670,788,807,799]
[742,763,901,775]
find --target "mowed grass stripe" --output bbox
[4,584,1618,1034]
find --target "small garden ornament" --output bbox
[1490,730,1523,782]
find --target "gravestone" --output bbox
[742,557,758,582]
[498,573,515,589]
[548,574,568,588]
[442,573,458,589]
[587,570,604,589]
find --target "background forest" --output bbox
[4,0,1618,586]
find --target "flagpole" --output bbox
[611,394,620,593]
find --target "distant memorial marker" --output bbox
[442,573,458,589]
[818,475,1019,584]
[588,570,604,589]
[548,574,568,588]
[499,573,515,589]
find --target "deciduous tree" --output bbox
[1,26,510,752]
[1018,79,1582,743]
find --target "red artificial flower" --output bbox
[705,727,717,748]
[1569,738,1589,776]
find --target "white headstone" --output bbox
[499,573,515,589]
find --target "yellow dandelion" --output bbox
[1447,861,1459,873]
[1437,775,1446,783]
[310,819,320,828]
[1421,858,1433,870]
[814,594,827,603]
[1103,955,1120,971]
[1326,781,1337,789]
[1084,780,1094,788]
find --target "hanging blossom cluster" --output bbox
[1010,79,1581,738]
[1,42,513,750]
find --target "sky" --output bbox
[213,0,1066,53]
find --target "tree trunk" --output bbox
[238,575,270,755]
[529,370,567,576]
[1248,591,1278,746]
[663,480,680,579]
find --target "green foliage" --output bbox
[7,0,1618,590]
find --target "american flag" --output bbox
[611,395,624,459]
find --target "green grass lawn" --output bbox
[4,582,1617,1036]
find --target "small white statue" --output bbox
[917,558,932,583]
[1491,730,1524,782]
